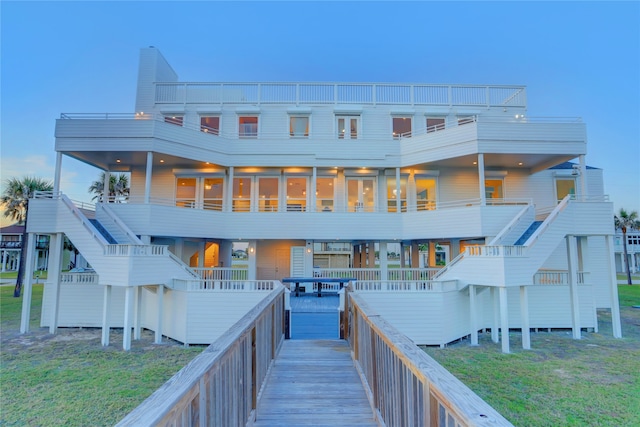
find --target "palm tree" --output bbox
[1,176,54,297]
[88,172,130,202]
[614,208,640,285]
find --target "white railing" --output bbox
[466,245,525,257]
[193,267,249,281]
[386,268,440,281]
[60,272,99,284]
[488,204,534,245]
[103,244,168,256]
[352,280,459,292]
[171,279,276,292]
[313,268,381,281]
[533,270,589,285]
[152,82,527,107]
[97,204,143,244]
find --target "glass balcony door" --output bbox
[347,178,375,212]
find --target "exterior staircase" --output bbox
[30,193,197,287]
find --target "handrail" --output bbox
[525,194,572,247]
[57,193,108,247]
[97,204,144,244]
[488,204,534,245]
[117,285,287,426]
[347,292,513,426]
[172,279,275,291]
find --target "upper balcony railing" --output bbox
[153,82,528,108]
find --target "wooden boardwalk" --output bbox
[253,340,379,427]
[290,294,340,340]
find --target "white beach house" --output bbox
[21,47,621,352]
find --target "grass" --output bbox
[422,285,640,427]
[0,284,204,426]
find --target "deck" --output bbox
[290,294,340,340]
[253,339,379,427]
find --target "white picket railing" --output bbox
[60,273,99,284]
[171,279,276,292]
[193,267,248,281]
[152,82,527,108]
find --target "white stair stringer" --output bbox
[95,203,144,245]
[30,194,196,287]
[434,196,613,288]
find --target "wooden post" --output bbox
[469,285,478,346]
[520,286,530,350]
[156,284,164,344]
[133,286,142,340]
[491,287,499,343]
[123,286,133,350]
[499,287,510,353]
[19,233,36,334]
[606,235,622,338]
[101,285,112,346]
[566,235,581,339]
[48,233,64,334]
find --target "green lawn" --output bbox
[0,285,203,426]
[423,285,640,427]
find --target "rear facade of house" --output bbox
[23,47,621,350]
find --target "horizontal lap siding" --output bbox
[140,287,188,343]
[41,283,129,327]
[356,292,445,345]
[185,292,269,344]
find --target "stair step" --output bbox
[514,221,543,246]
[88,219,118,244]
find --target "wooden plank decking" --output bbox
[253,340,379,427]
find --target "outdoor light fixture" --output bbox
[249,247,255,253]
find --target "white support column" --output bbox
[198,241,205,268]
[491,287,499,343]
[379,242,388,281]
[566,235,581,339]
[53,152,62,194]
[19,233,37,333]
[368,242,376,267]
[144,151,153,203]
[103,171,110,203]
[520,286,531,350]
[578,154,587,198]
[123,286,133,351]
[227,167,234,213]
[499,287,510,353]
[247,240,257,280]
[304,240,314,277]
[101,285,112,346]
[133,286,142,340]
[469,285,478,346]
[311,167,317,212]
[478,153,486,206]
[155,284,164,344]
[48,233,64,334]
[395,167,401,213]
[606,236,622,338]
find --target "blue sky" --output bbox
[1,1,639,225]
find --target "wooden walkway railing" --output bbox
[116,285,287,426]
[346,290,514,427]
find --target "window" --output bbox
[286,177,307,211]
[233,178,252,212]
[337,116,358,139]
[290,116,309,137]
[258,177,279,212]
[426,117,445,132]
[316,177,335,212]
[392,117,412,139]
[164,115,184,126]
[239,116,258,138]
[485,179,504,201]
[555,178,576,203]
[200,116,220,135]
[176,178,197,208]
[203,178,224,211]
[416,177,437,210]
[387,177,407,212]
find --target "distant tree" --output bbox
[614,208,640,285]
[1,176,54,297]
[88,172,130,202]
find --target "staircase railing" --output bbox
[488,204,534,245]
[97,203,144,244]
